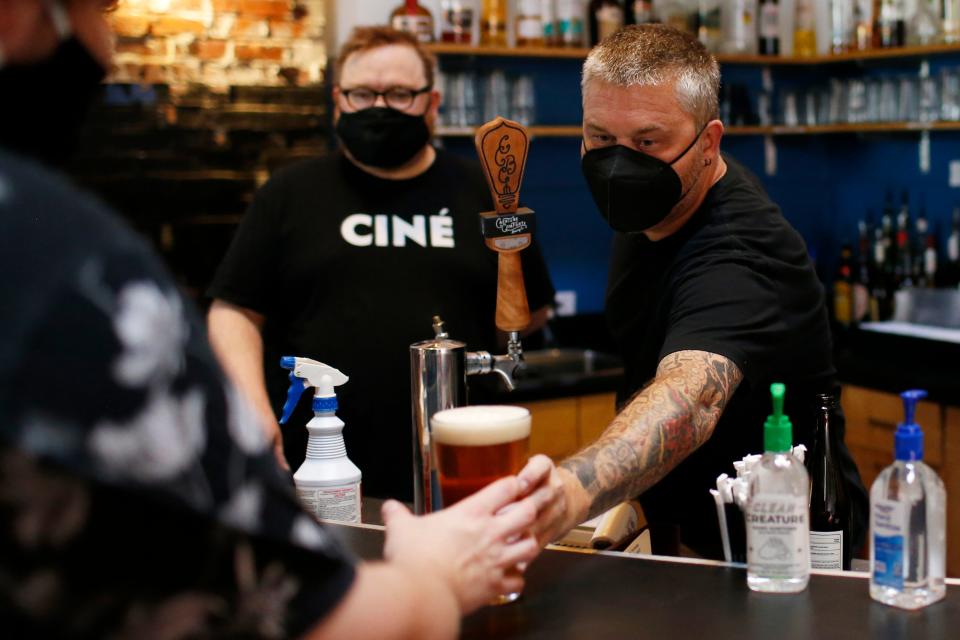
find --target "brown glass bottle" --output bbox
[391,0,435,43]
[807,393,853,571]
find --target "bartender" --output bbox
[207,26,555,496]
[521,25,867,559]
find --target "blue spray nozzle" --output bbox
[277,356,348,424]
[896,388,928,461]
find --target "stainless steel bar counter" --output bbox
[329,520,960,639]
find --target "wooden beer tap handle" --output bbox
[475,117,533,333]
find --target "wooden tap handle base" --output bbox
[496,251,530,333]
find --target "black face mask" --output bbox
[0,34,107,167]
[336,107,431,169]
[580,125,706,233]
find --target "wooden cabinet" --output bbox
[519,392,617,462]
[841,384,957,577]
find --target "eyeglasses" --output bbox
[339,85,432,111]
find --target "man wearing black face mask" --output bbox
[207,27,556,500]
[519,25,867,560]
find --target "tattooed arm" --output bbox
[519,350,743,546]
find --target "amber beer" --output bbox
[432,405,531,506]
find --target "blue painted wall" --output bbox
[438,54,960,314]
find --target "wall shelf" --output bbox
[427,42,960,65]
[726,122,960,136]
[436,125,581,138]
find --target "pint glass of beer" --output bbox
[431,405,532,604]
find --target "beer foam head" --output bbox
[431,405,531,446]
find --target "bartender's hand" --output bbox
[381,476,541,614]
[518,454,591,548]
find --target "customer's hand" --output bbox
[381,476,541,614]
[517,454,588,548]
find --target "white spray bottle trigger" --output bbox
[279,357,349,423]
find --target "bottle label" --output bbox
[872,499,905,589]
[517,17,544,39]
[392,15,434,43]
[747,494,809,578]
[760,5,779,38]
[810,530,843,570]
[596,6,624,42]
[298,483,361,523]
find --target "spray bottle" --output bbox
[279,356,361,523]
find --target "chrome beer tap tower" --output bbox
[409,118,536,514]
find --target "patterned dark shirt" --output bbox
[0,151,356,639]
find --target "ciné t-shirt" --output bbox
[208,149,555,501]
[605,155,867,558]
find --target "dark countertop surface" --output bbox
[329,521,960,640]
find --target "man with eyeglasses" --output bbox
[207,26,556,501]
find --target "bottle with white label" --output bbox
[279,357,362,523]
[808,392,852,570]
[746,383,810,593]
[869,389,946,610]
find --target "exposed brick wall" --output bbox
[108,0,326,90]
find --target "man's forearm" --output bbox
[207,300,276,429]
[560,350,743,520]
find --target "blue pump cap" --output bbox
[313,396,338,413]
[895,389,928,461]
[280,356,296,370]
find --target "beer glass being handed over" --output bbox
[431,405,532,604]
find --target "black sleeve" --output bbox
[206,174,285,314]
[659,260,782,380]
[521,238,556,312]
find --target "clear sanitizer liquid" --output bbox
[746,383,811,593]
[870,389,946,610]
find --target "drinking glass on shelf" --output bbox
[781,90,800,126]
[511,75,536,126]
[897,76,919,122]
[462,72,480,126]
[878,77,899,122]
[828,78,847,124]
[865,79,882,123]
[918,76,940,123]
[941,68,960,121]
[846,78,868,124]
[483,69,511,124]
[804,89,820,126]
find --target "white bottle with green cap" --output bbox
[746,382,811,593]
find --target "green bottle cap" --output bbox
[764,382,793,453]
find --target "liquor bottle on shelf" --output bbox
[517,0,547,46]
[629,0,655,24]
[833,243,854,329]
[758,0,780,55]
[940,206,960,287]
[854,216,874,322]
[907,0,942,46]
[541,0,559,45]
[877,0,906,48]
[912,203,930,286]
[721,0,759,54]
[697,0,722,51]
[440,0,477,43]
[829,0,854,53]
[895,190,912,289]
[481,0,508,46]
[853,0,873,49]
[808,392,853,571]
[391,0,436,43]
[558,0,586,46]
[923,230,938,288]
[657,0,695,33]
[872,225,890,321]
[590,0,625,45]
[946,0,960,44]
[794,0,817,56]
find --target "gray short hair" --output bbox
[582,25,720,129]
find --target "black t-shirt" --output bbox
[606,155,866,558]
[0,151,354,637]
[208,149,555,501]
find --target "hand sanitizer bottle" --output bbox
[870,389,946,609]
[279,357,362,523]
[746,382,811,593]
